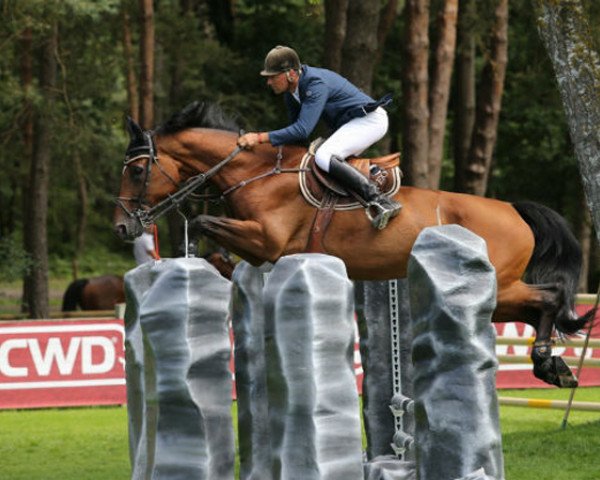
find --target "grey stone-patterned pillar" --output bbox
[230,262,273,480]
[124,262,156,478]
[408,225,504,480]
[264,254,363,480]
[124,258,235,480]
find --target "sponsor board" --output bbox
[0,319,126,409]
[2,297,597,408]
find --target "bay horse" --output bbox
[62,275,125,311]
[113,102,593,388]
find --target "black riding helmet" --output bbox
[260,46,301,76]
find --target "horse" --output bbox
[62,275,125,311]
[113,101,594,388]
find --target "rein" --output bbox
[220,146,307,197]
[116,132,308,227]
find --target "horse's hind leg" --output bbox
[495,281,578,388]
[530,284,579,388]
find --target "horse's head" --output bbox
[113,117,180,241]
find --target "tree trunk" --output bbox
[427,0,459,189]
[139,0,155,129]
[323,0,348,72]
[463,0,508,196]
[402,0,430,188]
[453,0,476,192]
[341,0,380,94]
[23,21,57,319]
[534,0,600,243]
[123,4,139,123]
[374,0,400,69]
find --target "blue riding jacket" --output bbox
[268,65,390,146]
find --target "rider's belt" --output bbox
[337,93,393,126]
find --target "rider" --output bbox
[237,45,401,229]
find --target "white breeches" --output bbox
[315,107,389,172]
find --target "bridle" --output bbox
[115,129,306,228]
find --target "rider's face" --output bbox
[266,72,290,95]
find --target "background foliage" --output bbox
[0,0,598,286]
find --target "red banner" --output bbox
[0,319,126,409]
[2,298,597,409]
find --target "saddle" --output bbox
[299,139,402,252]
[299,140,402,211]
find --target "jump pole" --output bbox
[498,396,600,412]
[495,337,600,349]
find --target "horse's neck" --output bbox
[184,132,301,187]
[176,129,243,185]
[174,130,307,217]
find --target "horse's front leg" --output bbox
[189,215,271,266]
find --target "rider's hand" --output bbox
[237,132,268,149]
[237,132,260,149]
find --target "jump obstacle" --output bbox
[124,225,511,479]
[497,397,600,412]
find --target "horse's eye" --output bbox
[129,165,144,178]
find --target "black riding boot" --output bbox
[328,155,402,229]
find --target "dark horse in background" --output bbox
[113,101,595,388]
[62,275,125,311]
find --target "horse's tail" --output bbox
[61,278,89,312]
[513,201,594,334]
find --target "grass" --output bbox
[0,406,130,480]
[500,387,600,479]
[0,389,598,479]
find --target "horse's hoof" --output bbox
[553,356,579,388]
[533,355,578,388]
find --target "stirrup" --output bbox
[365,201,400,230]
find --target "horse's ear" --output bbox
[125,116,145,143]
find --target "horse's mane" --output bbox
[156,101,239,135]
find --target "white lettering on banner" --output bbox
[29,338,81,376]
[81,337,115,374]
[0,335,119,379]
[0,339,29,377]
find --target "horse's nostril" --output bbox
[114,224,127,239]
